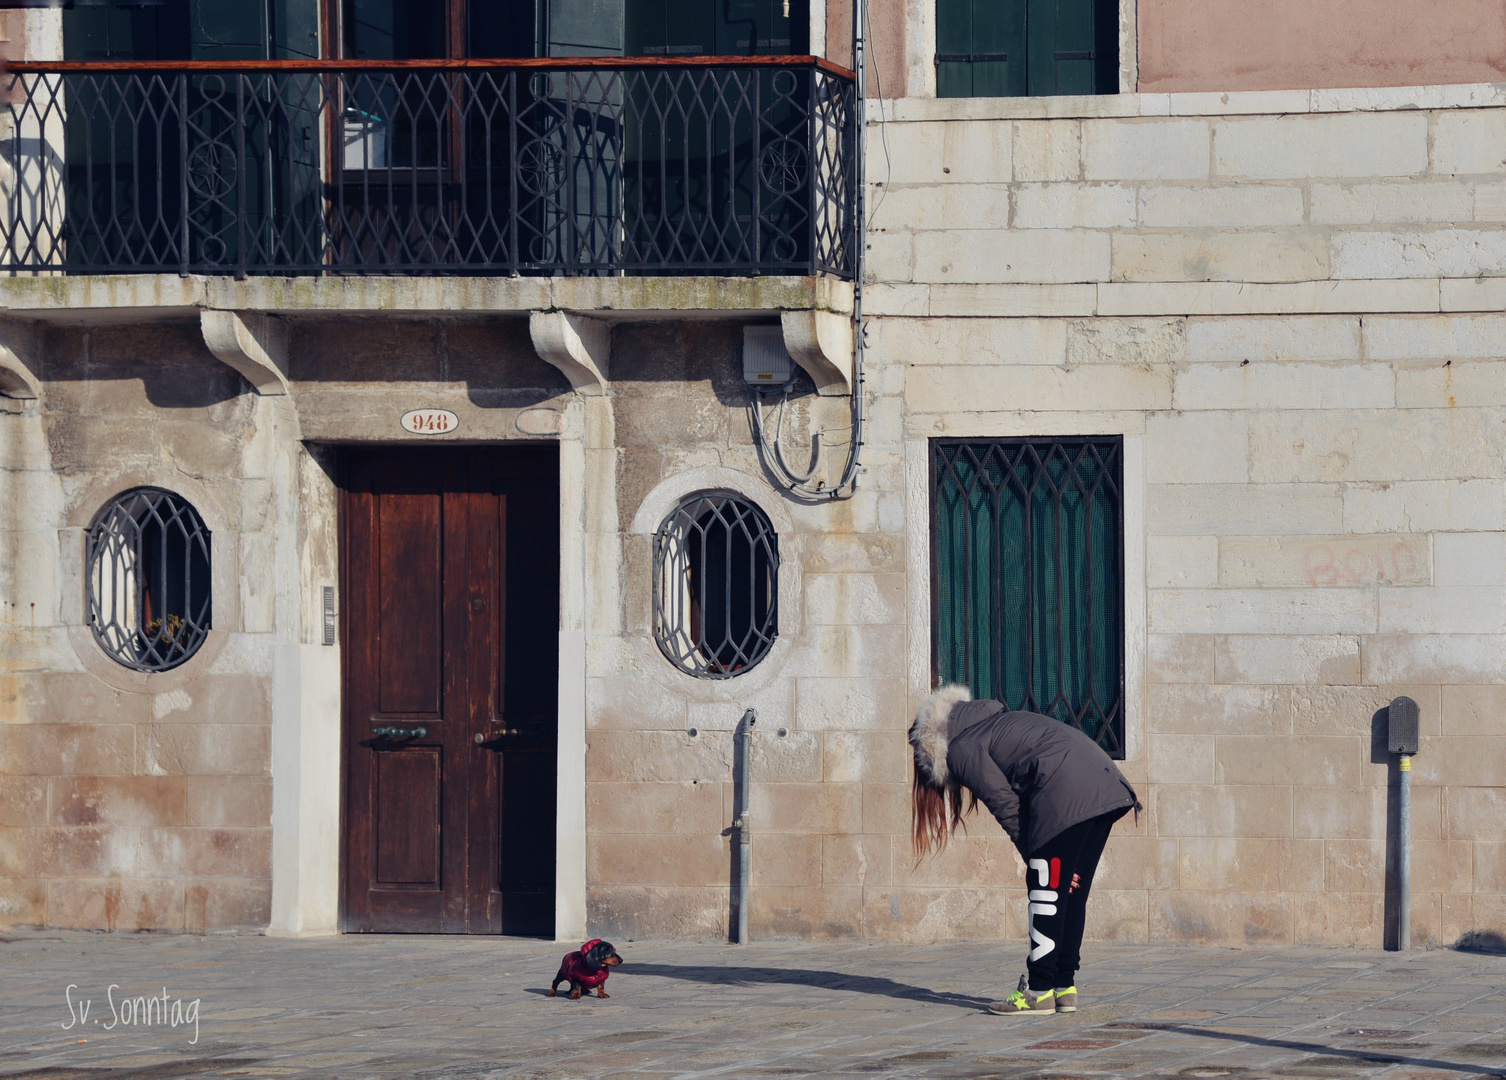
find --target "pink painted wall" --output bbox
[1140,0,1506,92]
[0,13,23,69]
[825,0,907,96]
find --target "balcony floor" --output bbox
[0,274,853,324]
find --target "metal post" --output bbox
[732,708,756,944]
[1398,752,1412,951]
[1388,695,1419,951]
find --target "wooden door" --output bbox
[342,446,558,935]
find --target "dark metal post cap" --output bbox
[1387,695,1420,755]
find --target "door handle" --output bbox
[474,728,522,744]
[373,725,427,740]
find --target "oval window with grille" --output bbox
[86,487,213,673]
[653,492,779,679]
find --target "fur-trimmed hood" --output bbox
[909,684,972,787]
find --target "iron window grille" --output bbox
[653,492,779,679]
[931,437,1124,757]
[86,487,213,673]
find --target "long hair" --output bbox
[911,767,977,863]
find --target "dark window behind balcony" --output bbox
[64,0,319,63]
[627,0,807,58]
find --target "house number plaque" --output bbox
[400,409,459,435]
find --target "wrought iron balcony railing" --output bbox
[1,57,855,278]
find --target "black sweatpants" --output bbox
[1024,807,1128,992]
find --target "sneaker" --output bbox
[988,974,1056,1015]
[1054,985,1078,1013]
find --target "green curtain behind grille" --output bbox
[934,439,1123,755]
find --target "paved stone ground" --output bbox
[1,930,1503,1079]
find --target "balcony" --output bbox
[0,58,855,279]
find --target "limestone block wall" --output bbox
[869,91,1506,291]
[866,90,1506,947]
[0,324,277,930]
[0,315,574,933]
[584,320,913,939]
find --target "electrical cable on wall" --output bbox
[749,0,875,501]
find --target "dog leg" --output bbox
[569,983,583,1000]
[596,986,609,998]
[548,966,566,996]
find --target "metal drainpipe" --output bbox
[732,708,756,944]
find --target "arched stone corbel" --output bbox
[201,310,291,396]
[529,311,610,395]
[781,309,853,396]
[0,317,43,400]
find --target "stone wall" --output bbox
[0,315,573,932]
[584,320,913,939]
[0,323,275,930]
[865,91,1506,947]
[3,84,1504,949]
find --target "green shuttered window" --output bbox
[932,438,1125,757]
[936,0,1117,97]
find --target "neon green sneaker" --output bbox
[1054,985,1078,1013]
[988,975,1056,1015]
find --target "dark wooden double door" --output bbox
[342,446,558,935]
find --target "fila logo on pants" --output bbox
[1027,857,1060,962]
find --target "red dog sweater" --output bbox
[560,940,611,990]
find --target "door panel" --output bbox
[374,749,442,885]
[376,491,444,716]
[343,446,558,935]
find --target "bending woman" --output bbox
[910,685,1140,1016]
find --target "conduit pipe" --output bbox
[732,708,756,944]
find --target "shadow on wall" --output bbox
[42,323,246,410]
[1456,930,1506,955]
[285,317,571,408]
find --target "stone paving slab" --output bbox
[0,931,1502,1079]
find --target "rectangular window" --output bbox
[936,0,1118,98]
[931,437,1125,757]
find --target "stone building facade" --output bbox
[2,1,1504,948]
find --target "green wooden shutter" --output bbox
[64,0,191,61]
[936,0,1114,98]
[1027,0,1096,96]
[932,438,1125,757]
[271,0,320,59]
[191,0,269,61]
[936,0,1023,98]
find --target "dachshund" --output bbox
[549,939,623,1000]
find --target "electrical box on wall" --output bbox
[742,325,793,386]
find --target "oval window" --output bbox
[653,492,779,679]
[86,487,213,673]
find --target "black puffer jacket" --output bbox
[910,685,1138,856]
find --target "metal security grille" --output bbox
[1,59,854,278]
[931,438,1124,756]
[86,488,213,673]
[653,493,779,679]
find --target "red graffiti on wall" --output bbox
[1301,541,1418,587]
